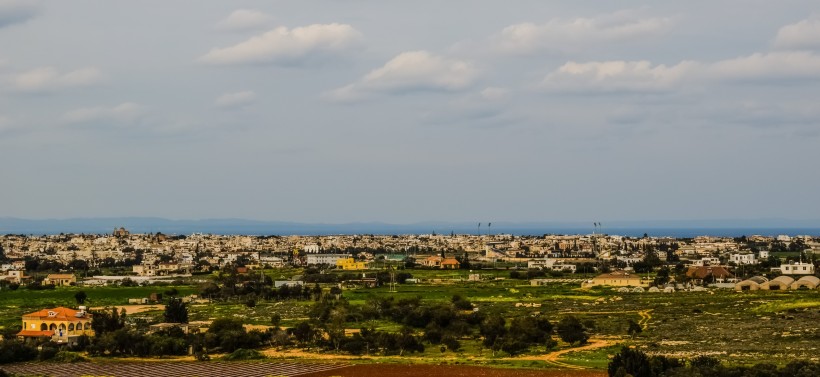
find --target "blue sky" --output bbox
[1,1,819,223]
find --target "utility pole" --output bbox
[389,265,396,293]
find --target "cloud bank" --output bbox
[11,66,104,93]
[200,23,362,65]
[493,10,672,54]
[542,52,820,92]
[773,17,820,50]
[326,51,477,102]
[216,9,273,32]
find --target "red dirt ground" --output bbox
[299,364,607,377]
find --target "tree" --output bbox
[91,307,126,336]
[627,319,642,339]
[480,316,506,355]
[396,327,424,356]
[0,340,39,364]
[608,347,652,377]
[556,316,588,346]
[164,298,188,323]
[74,291,88,305]
[270,313,282,328]
[290,321,316,345]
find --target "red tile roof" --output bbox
[21,307,90,321]
[16,330,55,337]
[686,266,734,279]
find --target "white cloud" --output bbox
[11,66,104,92]
[199,23,362,65]
[542,51,820,92]
[216,9,273,32]
[542,60,698,92]
[773,18,820,50]
[215,90,256,109]
[493,10,672,54]
[0,0,40,29]
[708,51,820,81]
[326,51,478,102]
[62,102,145,125]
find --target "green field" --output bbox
[0,286,196,330]
[1,268,818,369]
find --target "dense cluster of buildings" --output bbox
[1,229,817,288]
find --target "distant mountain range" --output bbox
[1,217,820,237]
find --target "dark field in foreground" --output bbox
[0,361,346,377]
[300,364,606,377]
[0,362,606,377]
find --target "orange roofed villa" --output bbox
[17,307,94,344]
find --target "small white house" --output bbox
[730,253,757,265]
[780,262,815,275]
[306,254,350,265]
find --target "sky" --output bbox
[1,0,819,224]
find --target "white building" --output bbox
[730,253,757,265]
[306,254,350,265]
[692,257,721,267]
[527,258,576,272]
[780,262,815,275]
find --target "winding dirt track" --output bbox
[511,337,620,369]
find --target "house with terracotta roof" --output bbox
[420,256,443,268]
[43,274,77,287]
[686,266,734,284]
[17,306,94,343]
[440,258,461,269]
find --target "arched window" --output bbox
[59,324,66,331]
[68,323,75,331]
[41,323,47,331]
[49,323,57,331]
[84,322,91,330]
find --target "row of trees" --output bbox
[289,293,590,357]
[608,347,819,377]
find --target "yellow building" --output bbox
[335,258,368,270]
[582,270,646,288]
[17,307,94,342]
[43,274,77,286]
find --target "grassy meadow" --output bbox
[0,268,817,369]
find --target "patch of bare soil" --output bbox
[298,364,607,377]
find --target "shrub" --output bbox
[38,346,59,361]
[52,351,88,363]
[0,340,38,364]
[222,348,265,361]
